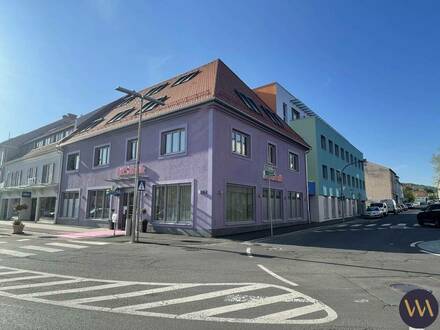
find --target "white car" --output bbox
[381,199,398,215]
[364,206,384,219]
[369,202,388,216]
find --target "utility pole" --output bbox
[339,159,367,223]
[115,87,164,243]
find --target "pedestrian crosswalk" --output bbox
[0,265,338,325]
[0,239,110,258]
[315,222,421,233]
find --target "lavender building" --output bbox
[58,60,310,236]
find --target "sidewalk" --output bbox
[0,220,125,238]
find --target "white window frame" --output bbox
[231,129,251,158]
[288,150,300,172]
[267,142,277,167]
[158,125,187,158]
[66,150,80,173]
[60,189,81,219]
[125,137,138,164]
[93,143,111,169]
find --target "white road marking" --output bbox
[0,249,35,258]
[0,265,337,325]
[17,282,134,298]
[0,270,27,276]
[421,250,440,257]
[0,274,49,283]
[180,292,299,319]
[16,238,30,242]
[0,242,6,244]
[113,283,269,312]
[365,224,377,227]
[410,241,423,248]
[257,264,298,287]
[350,224,362,227]
[0,279,85,291]
[413,224,420,227]
[67,240,109,245]
[46,242,87,249]
[381,223,391,227]
[65,283,199,305]
[397,223,406,226]
[246,247,253,258]
[20,246,63,253]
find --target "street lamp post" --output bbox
[115,87,164,243]
[339,158,366,223]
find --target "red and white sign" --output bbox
[117,165,146,177]
[264,174,283,183]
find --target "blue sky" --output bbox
[0,0,439,185]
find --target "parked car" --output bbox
[369,202,388,216]
[381,199,398,214]
[363,206,384,219]
[405,203,414,209]
[417,203,440,227]
[399,203,407,211]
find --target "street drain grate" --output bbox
[390,283,429,293]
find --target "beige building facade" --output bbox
[365,161,403,203]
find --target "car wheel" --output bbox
[418,219,424,226]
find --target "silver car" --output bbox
[364,206,383,219]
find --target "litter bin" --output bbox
[109,220,114,230]
[141,219,148,233]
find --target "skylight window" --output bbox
[135,96,168,114]
[172,71,199,87]
[235,90,262,115]
[79,118,104,133]
[145,83,169,96]
[260,106,285,127]
[107,108,135,124]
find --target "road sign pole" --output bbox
[269,177,273,237]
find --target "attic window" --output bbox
[107,107,135,124]
[135,96,168,114]
[145,83,169,96]
[79,118,104,133]
[260,106,284,127]
[235,90,262,115]
[172,71,199,87]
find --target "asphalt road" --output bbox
[0,210,439,329]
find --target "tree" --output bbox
[403,186,415,203]
[432,150,440,185]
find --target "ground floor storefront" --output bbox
[309,194,365,222]
[0,186,58,222]
[58,171,309,237]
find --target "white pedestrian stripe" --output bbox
[0,249,35,258]
[16,238,31,242]
[67,240,109,246]
[381,224,392,227]
[46,242,87,249]
[413,224,420,227]
[21,246,64,253]
[0,265,337,325]
[365,224,377,227]
[397,223,406,226]
[351,224,362,227]
[0,242,6,244]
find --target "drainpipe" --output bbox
[54,145,64,224]
[305,150,311,224]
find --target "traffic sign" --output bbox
[138,180,146,191]
[263,164,276,177]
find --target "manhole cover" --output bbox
[390,283,428,293]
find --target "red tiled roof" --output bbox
[62,59,309,149]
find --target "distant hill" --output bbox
[402,183,437,192]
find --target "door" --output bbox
[1,199,8,219]
[119,190,134,230]
[30,198,37,221]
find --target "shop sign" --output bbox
[117,165,145,177]
[21,191,32,198]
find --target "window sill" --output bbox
[231,152,251,161]
[158,151,187,160]
[224,220,256,226]
[92,164,110,170]
[66,170,79,174]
